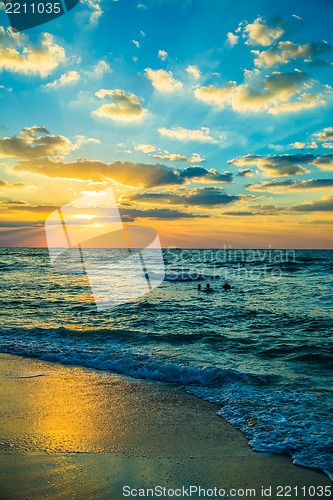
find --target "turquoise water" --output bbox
[0,248,332,478]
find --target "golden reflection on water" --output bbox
[9,364,112,453]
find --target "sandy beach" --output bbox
[0,353,330,499]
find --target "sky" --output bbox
[0,0,332,248]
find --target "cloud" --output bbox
[92,89,147,121]
[158,126,219,143]
[14,158,186,187]
[179,186,239,206]
[223,211,254,216]
[86,60,111,77]
[252,41,331,68]
[247,204,284,215]
[230,152,333,175]
[13,156,233,188]
[81,0,104,27]
[127,186,239,207]
[44,61,111,89]
[179,166,233,183]
[237,168,253,177]
[229,153,314,177]
[194,70,328,115]
[132,40,140,49]
[313,154,333,171]
[223,204,283,216]
[268,92,326,114]
[293,193,333,212]
[119,207,200,220]
[186,65,201,79]
[313,127,333,142]
[135,144,157,153]
[44,70,80,89]
[226,32,239,47]
[75,135,101,147]
[0,179,27,189]
[0,29,66,77]
[158,50,168,61]
[0,126,75,159]
[145,68,183,92]
[291,141,317,150]
[246,178,333,192]
[244,16,285,47]
[154,151,205,163]
[0,199,29,206]
[269,140,318,151]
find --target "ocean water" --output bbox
[0,247,332,479]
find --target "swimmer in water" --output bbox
[204,283,214,293]
[198,283,202,291]
[223,279,231,290]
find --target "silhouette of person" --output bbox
[198,283,202,291]
[204,283,214,293]
[223,280,231,290]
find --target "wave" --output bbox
[0,326,331,479]
[0,261,28,271]
[189,384,333,481]
[0,335,270,388]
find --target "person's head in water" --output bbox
[204,283,214,293]
[223,279,231,290]
[198,283,201,290]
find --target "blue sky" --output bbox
[0,0,332,247]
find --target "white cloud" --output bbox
[186,65,201,80]
[226,32,239,47]
[81,0,104,27]
[158,127,219,144]
[92,89,147,121]
[313,127,333,142]
[313,154,333,171]
[135,144,156,153]
[0,126,75,159]
[194,71,330,115]
[158,50,168,61]
[145,68,183,92]
[290,141,318,150]
[229,153,313,177]
[132,40,140,49]
[154,151,205,163]
[75,135,101,147]
[44,70,80,89]
[87,60,111,77]
[0,30,65,77]
[253,41,331,68]
[244,16,285,47]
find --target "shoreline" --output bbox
[0,352,331,499]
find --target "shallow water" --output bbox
[0,248,332,478]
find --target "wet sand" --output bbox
[0,353,330,499]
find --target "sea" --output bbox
[0,247,332,480]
